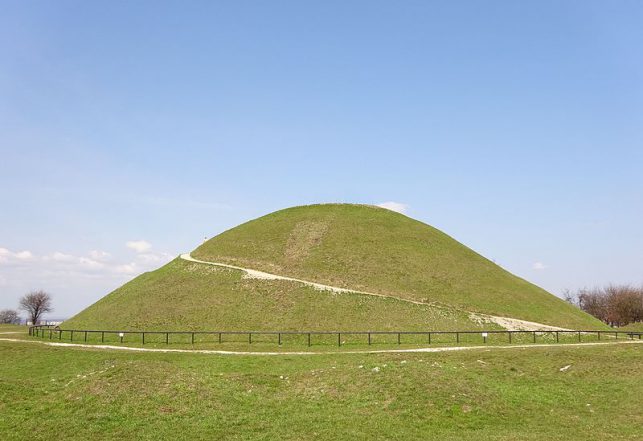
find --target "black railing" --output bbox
[28,326,643,347]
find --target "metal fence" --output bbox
[28,325,643,347]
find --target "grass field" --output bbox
[192,204,604,329]
[1,339,641,440]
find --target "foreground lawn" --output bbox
[0,340,641,440]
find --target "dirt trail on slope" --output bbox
[180,253,568,331]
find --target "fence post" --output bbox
[71,330,74,341]
[101,331,104,343]
[397,333,401,345]
[428,332,431,344]
[509,332,512,344]
[278,333,281,345]
[338,333,341,347]
[578,331,581,342]
[532,331,536,343]
[166,333,169,344]
[307,333,311,347]
[142,332,145,345]
[456,332,459,344]
[368,332,371,345]
[191,332,195,344]
[218,332,222,344]
[597,331,600,341]
[249,333,252,344]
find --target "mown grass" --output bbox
[1,340,641,440]
[64,258,495,332]
[192,204,604,329]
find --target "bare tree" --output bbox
[566,284,643,327]
[19,290,53,325]
[0,309,21,324]
[562,289,576,305]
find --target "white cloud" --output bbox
[0,245,175,311]
[532,262,547,270]
[0,247,35,263]
[126,240,152,253]
[78,257,104,270]
[89,250,111,261]
[376,201,409,214]
[15,250,34,260]
[50,252,76,262]
[114,263,138,274]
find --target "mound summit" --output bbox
[65,204,603,331]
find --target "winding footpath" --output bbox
[180,253,568,331]
[1,337,640,356]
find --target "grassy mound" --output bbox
[63,258,491,331]
[192,204,602,329]
[66,203,603,331]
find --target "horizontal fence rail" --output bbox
[28,326,643,347]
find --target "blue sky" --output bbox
[1,1,642,318]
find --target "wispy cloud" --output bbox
[89,250,111,261]
[0,246,174,285]
[126,240,152,253]
[0,247,35,263]
[376,201,409,214]
[532,262,548,270]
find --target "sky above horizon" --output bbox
[1,1,642,319]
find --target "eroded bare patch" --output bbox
[284,221,329,264]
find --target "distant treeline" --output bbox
[564,285,643,327]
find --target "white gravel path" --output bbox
[1,337,640,356]
[180,253,568,331]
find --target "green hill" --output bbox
[65,204,603,331]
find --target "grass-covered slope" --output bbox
[192,204,602,329]
[63,258,490,331]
